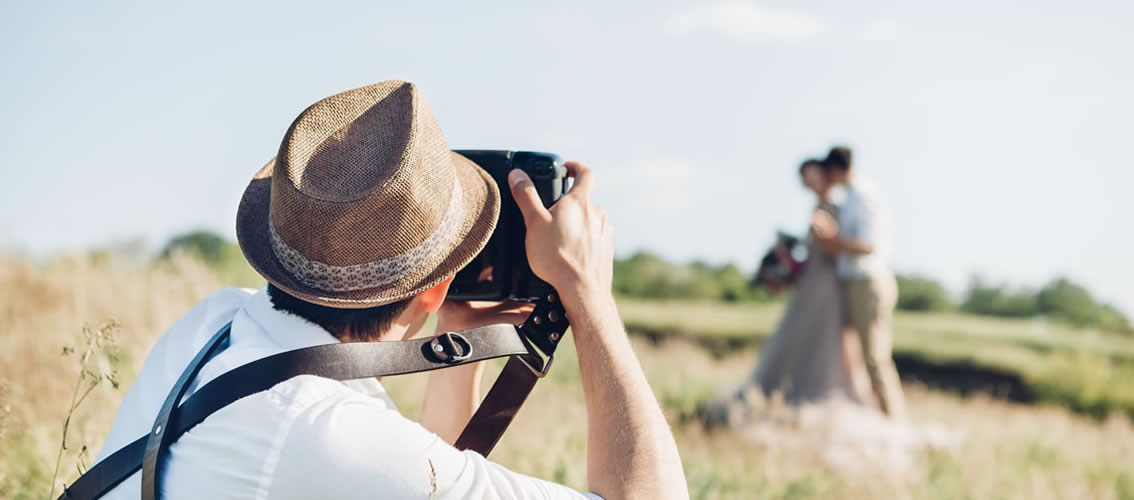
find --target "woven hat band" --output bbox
[268,173,465,292]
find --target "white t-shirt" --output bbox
[95,287,600,500]
[835,175,893,279]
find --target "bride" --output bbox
[705,159,964,483]
[711,159,866,416]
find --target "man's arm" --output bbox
[812,204,874,255]
[421,301,534,444]
[562,287,688,498]
[420,361,484,444]
[822,237,874,256]
[510,163,689,499]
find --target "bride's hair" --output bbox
[798,158,824,176]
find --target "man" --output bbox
[811,146,906,419]
[94,81,689,499]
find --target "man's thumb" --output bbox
[508,169,550,223]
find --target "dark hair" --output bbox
[798,158,824,176]
[823,146,853,172]
[267,284,413,342]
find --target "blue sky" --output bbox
[2,1,1132,314]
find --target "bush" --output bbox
[962,275,1133,335]
[161,230,263,287]
[1096,304,1133,335]
[612,252,763,302]
[612,252,676,298]
[961,278,1039,318]
[162,230,229,265]
[1037,278,1100,327]
[714,264,753,303]
[895,274,952,312]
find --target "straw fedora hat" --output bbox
[236,81,500,308]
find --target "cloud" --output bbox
[859,21,902,42]
[664,1,824,41]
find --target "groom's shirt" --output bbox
[837,175,892,280]
[95,286,599,500]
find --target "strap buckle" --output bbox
[429,332,473,363]
[518,352,554,378]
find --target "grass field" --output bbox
[2,256,1133,499]
[618,298,1134,421]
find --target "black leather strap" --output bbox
[454,293,568,453]
[141,323,232,500]
[59,438,145,500]
[61,323,538,500]
[453,357,540,453]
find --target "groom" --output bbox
[812,146,906,418]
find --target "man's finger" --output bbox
[466,300,534,314]
[508,169,551,224]
[565,161,594,197]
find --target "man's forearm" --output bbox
[826,237,873,255]
[421,361,484,444]
[564,289,689,499]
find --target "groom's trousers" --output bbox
[844,273,906,418]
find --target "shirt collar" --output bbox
[238,287,396,408]
[242,286,341,352]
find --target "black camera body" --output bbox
[449,150,571,302]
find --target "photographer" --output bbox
[90,81,688,499]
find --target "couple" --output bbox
[724,147,906,419]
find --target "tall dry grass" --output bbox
[1,256,1132,499]
[0,255,222,498]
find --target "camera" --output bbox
[449,150,571,301]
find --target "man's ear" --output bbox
[417,275,454,313]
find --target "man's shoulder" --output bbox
[846,175,886,209]
[199,286,259,314]
[163,287,257,337]
[136,287,255,371]
[117,287,256,396]
[262,374,396,414]
[188,374,398,438]
[158,375,406,499]
[850,175,882,197]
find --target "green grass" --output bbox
[616,298,1134,420]
[384,333,1134,500]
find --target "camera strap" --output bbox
[455,291,568,451]
[58,294,569,500]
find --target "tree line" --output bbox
[612,251,1131,335]
[158,231,1131,335]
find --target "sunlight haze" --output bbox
[1,0,1131,314]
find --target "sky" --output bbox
[1,1,1132,314]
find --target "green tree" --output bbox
[714,264,752,302]
[161,230,228,265]
[161,230,263,287]
[961,275,1132,334]
[895,274,952,312]
[1036,277,1098,327]
[612,253,763,302]
[1096,304,1133,335]
[961,277,1039,318]
[612,252,674,299]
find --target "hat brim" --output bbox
[235,152,500,308]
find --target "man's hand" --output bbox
[507,162,614,306]
[436,300,534,332]
[811,209,839,241]
[509,162,690,500]
[811,209,875,255]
